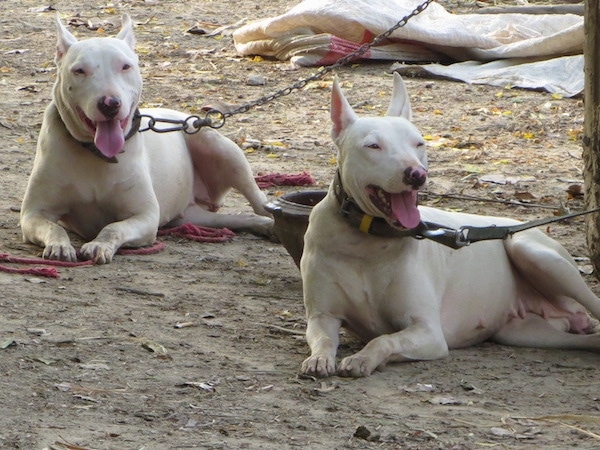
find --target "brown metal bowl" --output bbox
[264,190,327,268]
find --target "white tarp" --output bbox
[233,0,584,96]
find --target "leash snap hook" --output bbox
[420,226,471,248]
[455,227,472,247]
[339,196,352,217]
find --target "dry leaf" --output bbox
[0,339,15,349]
[141,341,168,354]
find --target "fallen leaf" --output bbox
[141,341,168,354]
[55,382,73,392]
[401,383,435,393]
[314,381,339,393]
[566,184,583,199]
[0,339,15,349]
[26,328,48,336]
[31,356,57,365]
[27,5,56,12]
[429,396,464,405]
[490,426,514,438]
[79,362,110,370]
[179,381,219,392]
[460,380,484,394]
[514,191,536,202]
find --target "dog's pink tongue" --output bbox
[94,120,124,158]
[391,191,420,229]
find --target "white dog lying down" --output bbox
[300,73,600,378]
[20,15,273,264]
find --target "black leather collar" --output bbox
[78,109,142,163]
[333,170,425,238]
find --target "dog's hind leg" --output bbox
[504,232,600,323]
[492,313,600,351]
[184,129,274,237]
[180,204,274,238]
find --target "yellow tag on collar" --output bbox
[359,214,374,234]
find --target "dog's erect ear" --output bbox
[385,72,412,121]
[116,14,136,50]
[55,13,78,63]
[331,76,359,140]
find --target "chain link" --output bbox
[137,0,434,132]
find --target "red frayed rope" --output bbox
[0,253,94,278]
[254,171,315,189]
[0,260,61,278]
[0,253,94,267]
[158,222,235,243]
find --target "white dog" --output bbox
[300,73,600,378]
[20,15,273,264]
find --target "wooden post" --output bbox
[584,0,600,277]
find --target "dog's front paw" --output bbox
[43,243,78,262]
[80,242,116,264]
[301,354,337,378]
[338,354,381,378]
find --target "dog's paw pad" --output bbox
[338,355,376,378]
[80,242,116,265]
[43,244,78,262]
[301,355,336,378]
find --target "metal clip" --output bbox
[420,226,471,249]
[455,227,471,247]
[339,195,352,217]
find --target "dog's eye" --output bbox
[73,68,86,75]
[366,143,380,150]
[122,63,131,71]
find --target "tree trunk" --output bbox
[584,0,600,278]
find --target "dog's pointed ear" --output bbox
[385,72,412,121]
[55,13,78,63]
[116,14,136,50]
[331,76,358,140]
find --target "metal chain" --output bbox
[137,109,225,133]
[137,0,434,134]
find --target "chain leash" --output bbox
[137,0,434,134]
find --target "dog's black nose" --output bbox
[97,96,122,119]
[403,166,427,189]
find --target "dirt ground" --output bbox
[2,0,600,449]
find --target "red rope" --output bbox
[0,263,61,278]
[0,252,90,279]
[158,223,235,242]
[254,171,315,189]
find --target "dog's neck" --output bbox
[333,170,424,238]
[77,109,142,164]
